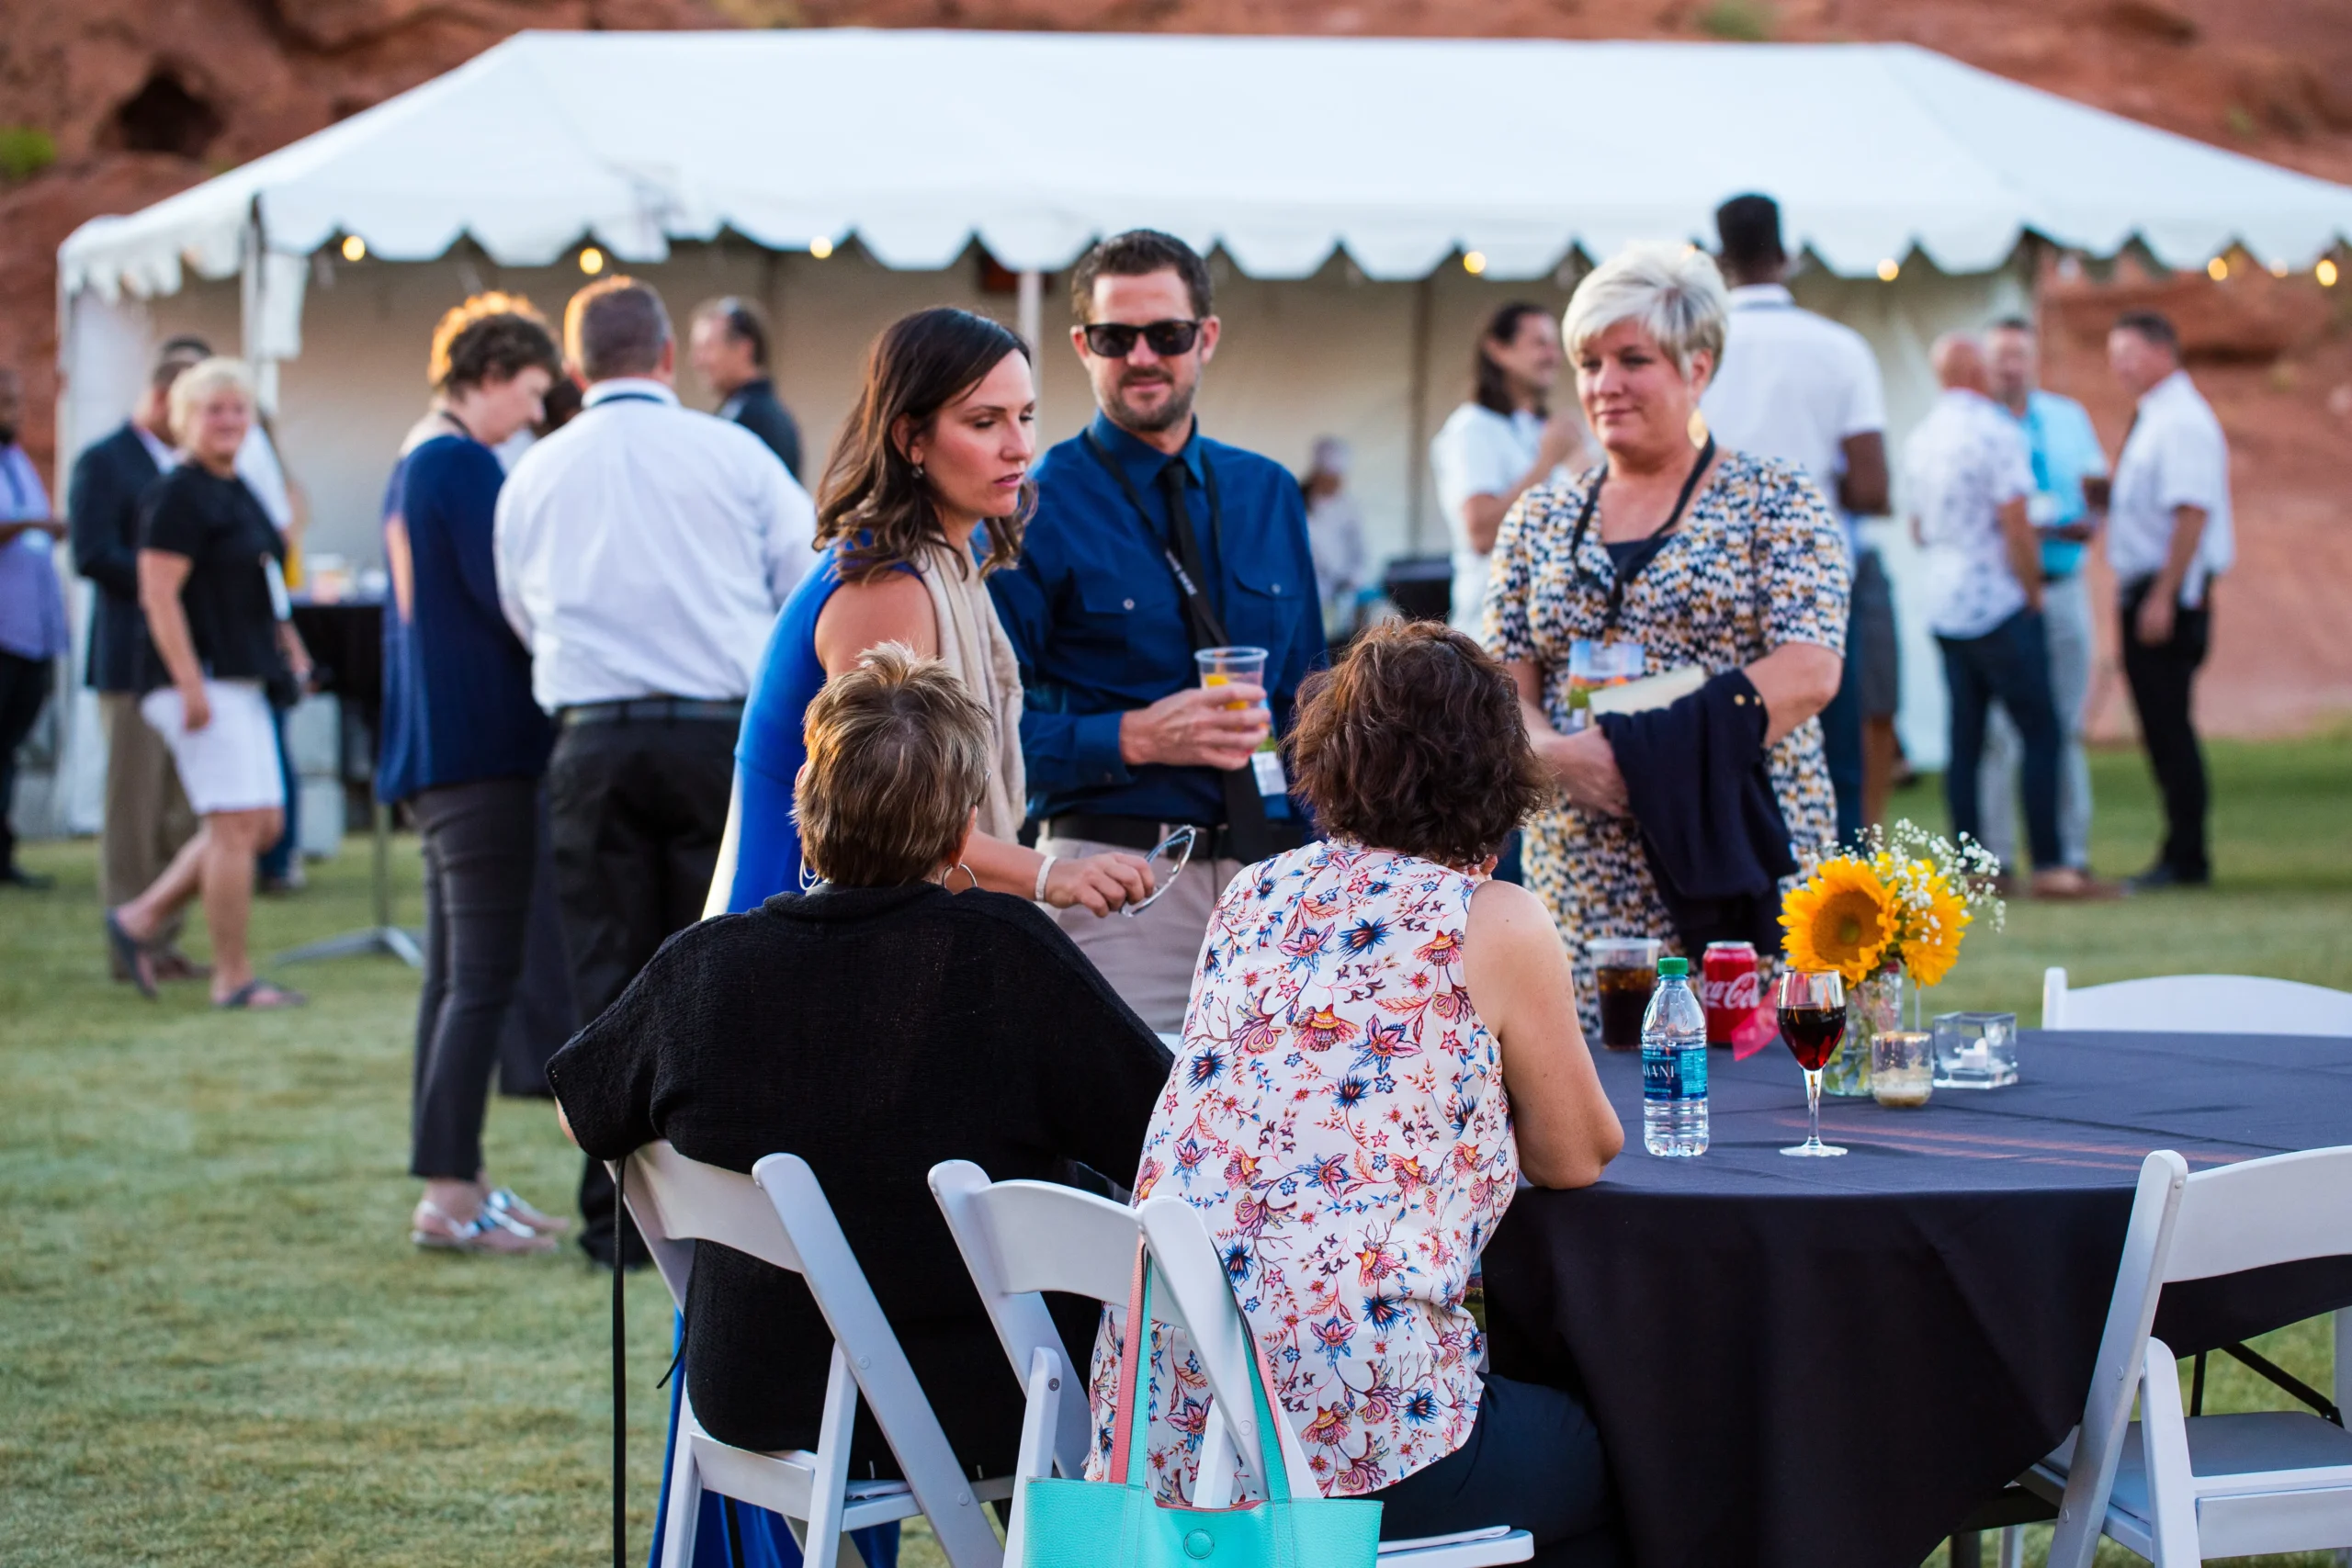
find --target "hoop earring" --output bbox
[798,862,822,893]
[1687,408,1710,449]
[947,862,978,893]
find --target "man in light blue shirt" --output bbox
[0,367,69,888]
[1979,318,2107,877]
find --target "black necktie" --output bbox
[1156,457,1272,859]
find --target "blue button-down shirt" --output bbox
[0,444,68,661]
[991,412,1321,826]
[2009,389,2108,581]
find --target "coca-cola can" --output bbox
[1701,941,1760,1046]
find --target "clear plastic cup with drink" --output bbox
[1194,647,1274,754]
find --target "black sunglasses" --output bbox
[1082,319,1204,358]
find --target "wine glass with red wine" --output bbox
[1777,969,1849,1157]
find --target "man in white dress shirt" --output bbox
[494,276,816,1262]
[2105,310,2232,890]
[1702,193,1891,842]
[1905,334,2098,900]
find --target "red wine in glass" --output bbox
[1779,1004,1848,1072]
[1776,970,1849,1157]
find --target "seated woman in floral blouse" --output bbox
[1091,621,1627,1568]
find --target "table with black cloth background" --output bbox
[1479,1029,2352,1568]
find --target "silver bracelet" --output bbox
[1034,855,1057,903]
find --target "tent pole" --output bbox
[1016,269,1043,410]
[1405,271,1434,557]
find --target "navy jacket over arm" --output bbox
[1600,668,1797,954]
[989,413,1321,827]
[67,423,164,693]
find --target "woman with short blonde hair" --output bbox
[107,356,312,1009]
[1486,243,1850,1031]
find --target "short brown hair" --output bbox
[428,292,557,391]
[2113,309,2180,355]
[795,643,990,887]
[1069,229,1213,322]
[564,276,672,382]
[1288,622,1549,867]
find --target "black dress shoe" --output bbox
[0,864,54,890]
[2128,863,2211,892]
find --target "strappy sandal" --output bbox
[485,1188,571,1235]
[412,1200,555,1255]
[215,979,308,1010]
[105,911,158,999]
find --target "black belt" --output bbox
[558,697,744,728]
[2042,570,2078,586]
[1040,813,1308,863]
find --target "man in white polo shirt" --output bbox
[1702,193,1891,843]
[495,275,816,1262]
[2105,310,2232,890]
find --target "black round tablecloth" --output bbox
[1478,1029,2352,1568]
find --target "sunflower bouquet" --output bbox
[1780,822,2005,1091]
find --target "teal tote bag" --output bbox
[1019,1248,1383,1568]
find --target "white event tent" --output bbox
[42,28,2352,831]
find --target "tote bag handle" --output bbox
[1106,1243,1297,1500]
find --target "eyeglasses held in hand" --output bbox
[1081,319,1204,358]
[1122,826,1198,918]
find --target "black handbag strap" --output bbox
[612,1172,628,1568]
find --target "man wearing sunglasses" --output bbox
[990,229,1321,1033]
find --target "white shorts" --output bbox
[141,679,285,817]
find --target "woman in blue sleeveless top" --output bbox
[706,308,1153,919]
[653,309,1158,1568]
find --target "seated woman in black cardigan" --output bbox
[549,642,1171,1491]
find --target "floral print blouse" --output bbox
[1482,450,1850,1031]
[1087,841,1518,1502]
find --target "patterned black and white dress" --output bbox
[1483,449,1851,1028]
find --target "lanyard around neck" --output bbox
[1080,428,1227,635]
[1568,436,1716,633]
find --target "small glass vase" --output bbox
[1822,964,1904,1097]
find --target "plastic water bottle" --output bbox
[1641,956,1710,1156]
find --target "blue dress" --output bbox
[722,544,922,914]
[649,541,902,1568]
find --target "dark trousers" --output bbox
[494,789,575,1098]
[1820,626,1865,846]
[1938,607,2063,872]
[258,703,300,883]
[409,777,541,1179]
[1369,1374,1623,1568]
[2120,578,2212,881]
[0,650,52,873]
[546,716,736,1263]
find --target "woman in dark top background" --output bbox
[552,644,1171,1568]
[377,306,568,1254]
[107,357,311,1010]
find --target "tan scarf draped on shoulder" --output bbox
[917,544,1026,845]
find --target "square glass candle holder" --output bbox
[1871,1031,1934,1107]
[1932,1011,2019,1089]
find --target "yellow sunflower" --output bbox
[1780,857,1895,985]
[1894,873,1971,987]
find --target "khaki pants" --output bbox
[100,691,198,938]
[1038,832,1244,1036]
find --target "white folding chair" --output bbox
[2041,967,2352,1036]
[2020,1145,2352,1568]
[929,1160,1533,1568]
[619,1144,1009,1568]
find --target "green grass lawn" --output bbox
[1,734,2346,1566]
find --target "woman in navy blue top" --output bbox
[710,309,1153,918]
[378,304,568,1256]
